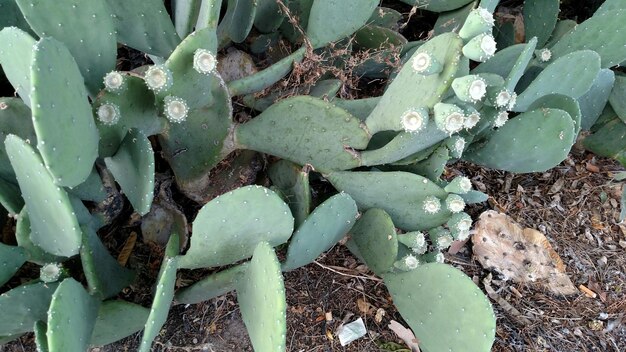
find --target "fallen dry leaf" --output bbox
[357,298,371,314]
[117,231,137,267]
[472,210,578,295]
[388,320,420,352]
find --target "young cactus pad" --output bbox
[282,193,358,272]
[347,208,398,276]
[46,278,99,352]
[327,171,451,231]
[80,225,135,300]
[0,27,35,107]
[365,32,464,134]
[5,135,82,257]
[235,96,370,172]
[15,207,65,265]
[236,242,287,352]
[0,243,26,286]
[139,233,180,352]
[383,263,496,352]
[90,300,150,346]
[268,160,312,227]
[174,263,249,305]
[178,186,294,269]
[104,129,155,216]
[16,0,117,95]
[30,37,99,187]
[463,109,575,173]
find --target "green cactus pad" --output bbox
[104,130,154,216]
[0,282,59,335]
[95,75,166,157]
[365,33,464,134]
[332,97,380,121]
[523,0,559,48]
[163,28,219,110]
[282,193,357,271]
[90,300,150,346]
[16,0,116,95]
[139,233,180,352]
[34,320,48,352]
[583,117,626,167]
[195,0,223,31]
[68,167,107,203]
[0,177,22,215]
[105,0,180,57]
[268,160,312,227]
[411,145,450,180]
[172,0,201,38]
[235,96,370,172]
[528,94,581,139]
[46,278,99,352]
[549,9,626,68]
[514,50,601,112]
[236,242,286,352]
[80,225,135,300]
[228,47,306,96]
[609,73,626,124]
[5,135,81,257]
[217,0,257,45]
[159,73,232,199]
[15,207,64,265]
[178,186,294,269]
[0,242,26,286]
[383,263,495,352]
[0,0,31,32]
[354,25,407,50]
[327,171,451,231]
[306,0,377,49]
[175,263,249,304]
[472,43,527,78]
[579,69,615,130]
[503,37,537,93]
[30,37,99,187]
[463,109,575,173]
[369,7,402,29]
[0,96,37,184]
[279,0,313,43]
[254,0,285,33]
[0,27,35,107]
[347,208,398,276]
[433,1,475,36]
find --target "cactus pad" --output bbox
[236,242,286,352]
[175,263,249,304]
[178,186,294,269]
[579,69,615,130]
[0,242,26,286]
[5,135,81,257]
[104,130,154,216]
[0,282,60,336]
[91,300,150,346]
[0,27,35,107]
[327,171,451,231]
[282,193,358,271]
[523,0,559,48]
[235,96,370,172]
[268,160,312,227]
[306,0,378,48]
[30,37,99,187]
[46,279,99,352]
[347,208,398,276]
[383,263,495,352]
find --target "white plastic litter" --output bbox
[337,317,367,346]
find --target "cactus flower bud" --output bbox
[459,7,495,40]
[445,176,472,194]
[394,254,420,271]
[536,48,552,62]
[445,194,466,213]
[145,64,173,92]
[401,108,429,133]
[398,231,426,250]
[446,136,466,158]
[448,212,473,236]
[40,263,63,283]
[420,251,445,263]
[193,49,217,74]
[103,71,126,94]
[164,96,189,123]
[97,103,121,125]
[434,103,465,134]
[428,227,454,250]
[411,52,443,75]
[463,108,481,129]
[462,33,497,62]
[452,75,487,102]
[423,195,441,214]
[494,111,509,128]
